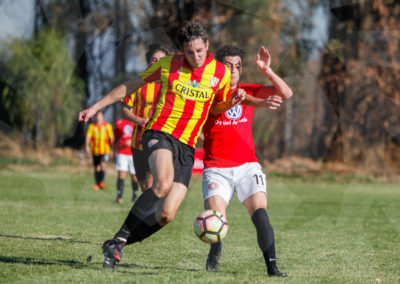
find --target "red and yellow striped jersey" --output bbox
[123,82,161,150]
[139,53,231,148]
[86,122,114,155]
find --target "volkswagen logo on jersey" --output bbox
[225,105,243,120]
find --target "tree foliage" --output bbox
[1,28,85,147]
[318,0,400,170]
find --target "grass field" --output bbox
[0,168,399,283]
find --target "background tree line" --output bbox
[0,0,398,172]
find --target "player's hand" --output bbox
[264,95,283,110]
[138,118,149,128]
[256,46,271,74]
[229,88,246,107]
[79,107,97,124]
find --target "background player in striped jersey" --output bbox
[79,21,244,269]
[113,118,139,203]
[121,43,175,192]
[201,45,292,277]
[85,111,114,190]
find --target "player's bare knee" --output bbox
[158,210,176,226]
[153,180,172,197]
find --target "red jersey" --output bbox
[114,119,134,155]
[203,83,276,168]
[139,53,231,148]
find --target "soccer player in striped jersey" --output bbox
[85,111,114,190]
[201,45,292,277]
[121,44,175,192]
[78,21,244,269]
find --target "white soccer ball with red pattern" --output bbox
[194,210,228,244]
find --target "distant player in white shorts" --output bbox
[202,45,293,277]
[114,118,139,203]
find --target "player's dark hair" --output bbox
[176,21,208,49]
[215,45,245,62]
[145,43,175,64]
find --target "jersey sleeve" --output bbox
[214,67,231,103]
[123,91,137,108]
[107,123,114,139]
[252,85,276,99]
[139,60,163,83]
[86,124,93,137]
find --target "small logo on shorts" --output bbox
[208,182,219,190]
[148,139,159,149]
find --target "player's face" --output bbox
[182,38,209,69]
[96,112,104,124]
[150,50,167,65]
[223,56,242,88]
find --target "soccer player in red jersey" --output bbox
[113,118,139,203]
[201,45,293,277]
[85,111,114,190]
[121,44,175,192]
[78,21,243,269]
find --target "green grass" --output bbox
[0,169,399,283]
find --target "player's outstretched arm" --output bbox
[210,88,246,115]
[121,107,149,128]
[256,46,293,100]
[244,94,283,110]
[78,77,147,123]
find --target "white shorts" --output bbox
[116,154,136,175]
[202,162,267,204]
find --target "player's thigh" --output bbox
[243,191,267,216]
[202,167,234,209]
[235,162,267,203]
[148,148,174,195]
[157,182,187,224]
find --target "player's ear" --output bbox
[205,40,209,51]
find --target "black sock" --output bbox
[94,171,101,184]
[114,189,162,243]
[251,208,277,271]
[132,180,138,194]
[99,170,105,182]
[117,178,124,198]
[126,213,162,244]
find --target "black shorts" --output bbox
[132,147,149,182]
[141,130,195,188]
[92,154,107,166]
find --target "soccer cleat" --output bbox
[132,193,138,203]
[206,242,222,272]
[116,198,123,204]
[99,182,106,189]
[93,184,100,191]
[267,266,288,277]
[102,239,125,269]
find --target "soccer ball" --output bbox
[194,210,228,244]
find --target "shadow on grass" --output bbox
[0,255,85,268]
[119,262,200,273]
[0,234,91,243]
